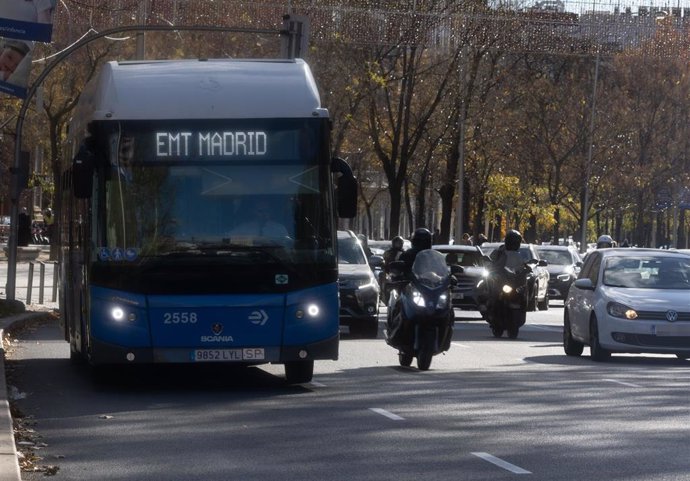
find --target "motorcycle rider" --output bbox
[484,229,526,322]
[399,228,433,277]
[596,234,614,249]
[383,236,405,265]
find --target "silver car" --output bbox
[564,248,690,361]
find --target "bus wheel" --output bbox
[285,360,314,384]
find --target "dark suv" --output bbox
[337,230,380,338]
[535,244,582,300]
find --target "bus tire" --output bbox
[284,360,314,384]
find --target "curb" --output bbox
[0,311,54,481]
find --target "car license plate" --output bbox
[653,325,690,337]
[452,292,464,300]
[192,348,265,362]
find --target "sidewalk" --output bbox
[1,312,52,481]
[0,247,58,481]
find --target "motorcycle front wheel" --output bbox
[416,331,435,371]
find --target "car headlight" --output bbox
[607,302,638,319]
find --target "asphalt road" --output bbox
[7,303,690,480]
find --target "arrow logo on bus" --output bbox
[249,310,269,326]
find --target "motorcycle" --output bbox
[479,255,534,339]
[384,249,458,371]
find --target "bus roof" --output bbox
[71,58,325,133]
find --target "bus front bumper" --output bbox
[88,334,339,365]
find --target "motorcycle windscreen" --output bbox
[412,250,450,289]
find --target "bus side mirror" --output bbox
[73,144,94,199]
[331,157,358,218]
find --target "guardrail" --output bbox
[26,261,58,305]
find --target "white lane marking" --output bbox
[309,381,326,388]
[452,342,472,348]
[369,408,405,421]
[472,452,532,474]
[602,378,642,388]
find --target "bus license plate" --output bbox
[192,348,265,362]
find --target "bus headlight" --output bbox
[110,306,137,322]
[296,303,321,319]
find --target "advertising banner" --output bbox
[0,36,33,98]
[0,0,56,43]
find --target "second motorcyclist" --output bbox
[483,229,530,338]
[381,235,406,301]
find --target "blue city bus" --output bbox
[60,59,356,383]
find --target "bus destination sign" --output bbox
[156,131,268,158]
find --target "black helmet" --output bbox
[596,234,613,249]
[504,229,522,251]
[411,228,432,251]
[392,236,404,250]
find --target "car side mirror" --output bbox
[573,278,595,290]
[369,255,384,268]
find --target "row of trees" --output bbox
[1,0,690,252]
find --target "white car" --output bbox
[564,248,690,361]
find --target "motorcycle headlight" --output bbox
[436,293,449,309]
[502,284,513,294]
[607,302,638,319]
[411,288,426,307]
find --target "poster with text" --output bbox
[0,0,56,43]
[0,36,33,98]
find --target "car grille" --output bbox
[455,275,477,290]
[618,333,690,348]
[634,311,690,322]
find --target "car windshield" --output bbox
[537,249,573,265]
[337,237,367,265]
[437,249,483,267]
[603,256,690,289]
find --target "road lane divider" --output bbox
[452,342,472,348]
[472,452,532,474]
[369,408,405,420]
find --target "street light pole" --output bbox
[580,48,600,254]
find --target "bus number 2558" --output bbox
[163,312,198,324]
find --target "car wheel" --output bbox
[563,311,584,356]
[537,292,549,311]
[589,316,610,362]
[491,326,504,338]
[398,352,413,367]
[527,283,537,311]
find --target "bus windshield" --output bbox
[94,119,334,268]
